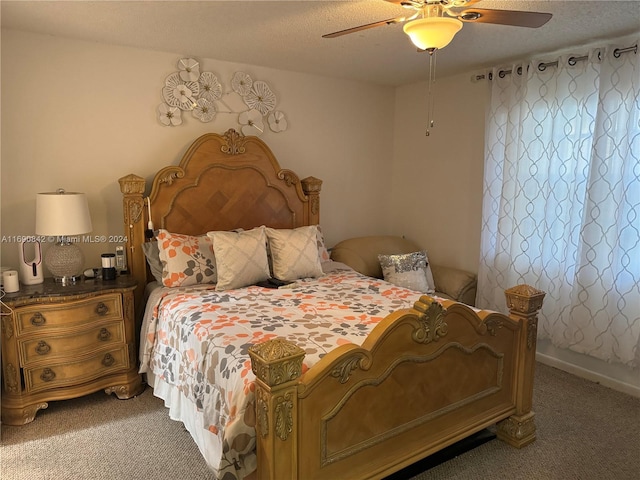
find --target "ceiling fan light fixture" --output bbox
[403,17,463,50]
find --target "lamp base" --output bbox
[44,239,85,284]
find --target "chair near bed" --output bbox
[330,235,478,306]
[119,128,545,480]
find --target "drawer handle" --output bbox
[98,328,112,341]
[102,353,115,367]
[30,312,46,326]
[95,302,109,316]
[35,340,51,355]
[40,368,56,382]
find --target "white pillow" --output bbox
[378,251,435,294]
[208,226,270,291]
[265,226,324,281]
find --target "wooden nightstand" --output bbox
[1,276,144,425]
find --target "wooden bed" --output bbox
[119,128,545,480]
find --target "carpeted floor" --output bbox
[2,363,639,480]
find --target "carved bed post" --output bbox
[248,338,305,480]
[497,284,546,448]
[118,174,146,310]
[301,176,322,226]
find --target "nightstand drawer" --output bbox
[19,321,126,366]
[24,345,130,393]
[15,294,123,334]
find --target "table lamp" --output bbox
[35,189,92,284]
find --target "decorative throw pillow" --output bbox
[315,225,331,263]
[208,226,270,291]
[265,226,324,281]
[141,241,164,284]
[378,251,435,294]
[156,230,217,287]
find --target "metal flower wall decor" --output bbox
[157,57,288,135]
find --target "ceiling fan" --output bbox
[323,1,552,136]
[323,0,552,51]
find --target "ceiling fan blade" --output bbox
[456,8,552,28]
[322,16,407,38]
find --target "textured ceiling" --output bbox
[2,1,639,86]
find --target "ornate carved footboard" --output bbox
[249,285,545,480]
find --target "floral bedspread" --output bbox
[140,264,421,480]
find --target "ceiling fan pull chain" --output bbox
[426,49,437,136]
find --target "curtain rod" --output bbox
[472,43,637,82]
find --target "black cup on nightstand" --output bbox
[101,253,117,281]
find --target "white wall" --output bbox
[390,74,487,274]
[0,29,396,270]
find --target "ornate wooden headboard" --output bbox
[118,129,322,304]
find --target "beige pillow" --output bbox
[208,226,270,291]
[266,226,324,281]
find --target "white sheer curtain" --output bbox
[477,38,640,367]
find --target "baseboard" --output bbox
[536,352,640,398]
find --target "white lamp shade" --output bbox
[36,191,93,236]
[403,17,463,50]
